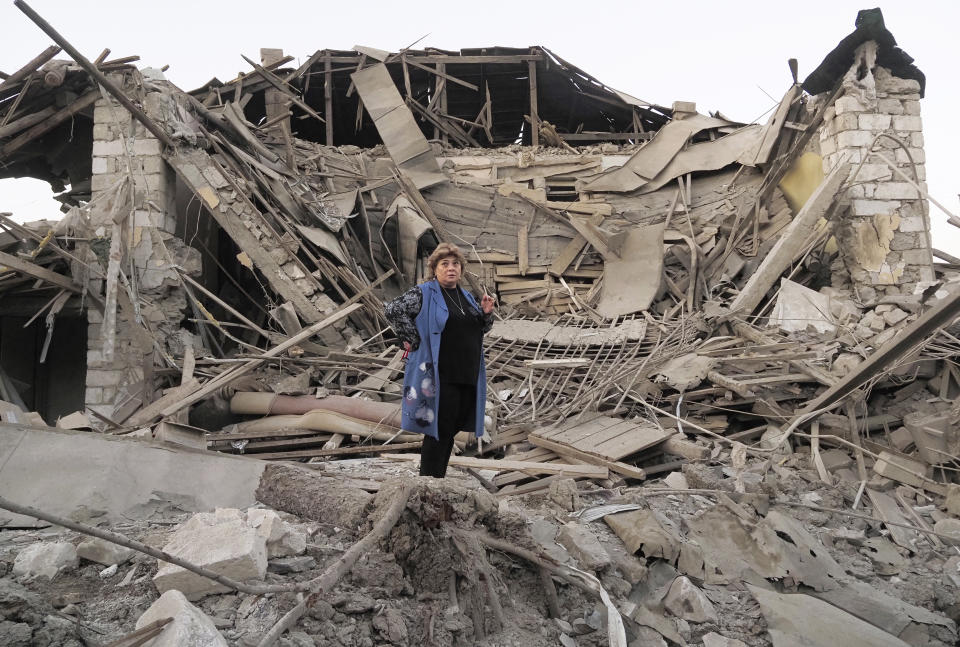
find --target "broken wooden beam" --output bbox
[382,454,609,479]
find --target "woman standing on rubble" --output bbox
[384,243,496,478]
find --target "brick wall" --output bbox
[818,41,933,302]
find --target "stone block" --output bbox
[898,215,926,233]
[84,387,103,405]
[834,95,866,115]
[946,484,960,518]
[136,590,227,647]
[703,633,749,647]
[882,77,922,95]
[902,249,932,266]
[91,157,110,174]
[131,139,163,156]
[903,100,921,115]
[548,478,582,511]
[85,369,123,388]
[858,114,891,131]
[246,508,307,558]
[77,538,135,566]
[851,199,899,216]
[877,98,904,115]
[12,542,78,580]
[141,155,168,174]
[91,173,122,192]
[663,576,718,623]
[889,232,919,251]
[895,148,925,165]
[153,511,267,600]
[873,182,919,200]
[91,139,125,157]
[852,163,891,183]
[836,130,875,149]
[557,522,610,571]
[881,307,909,326]
[831,113,860,134]
[892,115,922,132]
[934,519,960,547]
[818,136,836,156]
[662,471,689,489]
[910,132,924,148]
[94,105,131,125]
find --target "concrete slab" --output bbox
[0,424,265,526]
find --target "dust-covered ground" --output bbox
[1,454,958,647]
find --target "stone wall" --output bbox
[818,41,934,301]
[84,71,199,423]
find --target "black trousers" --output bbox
[420,383,476,478]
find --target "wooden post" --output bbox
[437,62,448,144]
[324,52,334,146]
[528,60,539,148]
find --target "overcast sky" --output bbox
[2,0,958,253]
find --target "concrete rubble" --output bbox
[1,5,960,647]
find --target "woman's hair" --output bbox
[426,242,467,279]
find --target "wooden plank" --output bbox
[126,379,201,427]
[0,250,78,292]
[517,224,529,276]
[528,59,539,147]
[324,53,334,145]
[541,415,618,442]
[531,437,648,480]
[261,441,422,461]
[1,91,98,157]
[383,453,608,478]
[0,45,61,93]
[866,489,918,551]
[548,235,588,277]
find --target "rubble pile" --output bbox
[2,4,960,646]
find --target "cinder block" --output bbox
[892,115,922,132]
[85,369,123,388]
[92,124,115,141]
[902,249,933,265]
[851,163,892,183]
[851,199,899,216]
[131,139,162,156]
[878,98,904,115]
[92,139,125,157]
[858,114,891,131]
[836,130,875,149]
[835,95,866,115]
[873,182,919,200]
[84,387,104,404]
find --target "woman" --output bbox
[384,243,496,478]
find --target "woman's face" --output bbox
[435,256,462,288]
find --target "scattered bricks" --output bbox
[135,590,228,647]
[201,166,229,188]
[873,182,919,200]
[819,449,854,472]
[836,130,875,149]
[873,451,925,488]
[77,538,135,566]
[662,471,689,489]
[281,262,306,280]
[892,115,922,132]
[557,522,611,571]
[881,307,909,326]
[878,98,904,114]
[548,478,582,511]
[851,199,899,216]
[663,576,718,623]
[153,511,268,600]
[858,114,891,131]
[12,542,79,581]
[834,95,866,115]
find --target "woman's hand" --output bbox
[480,293,496,315]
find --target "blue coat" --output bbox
[400,280,487,440]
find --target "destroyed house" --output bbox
[1,6,960,646]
